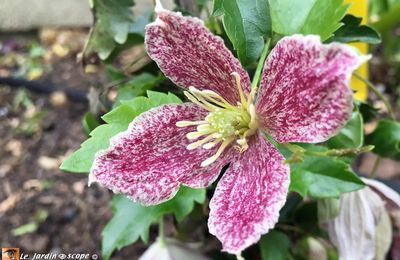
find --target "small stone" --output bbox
[5,139,22,157]
[38,156,60,170]
[72,181,86,194]
[0,192,21,213]
[50,91,68,107]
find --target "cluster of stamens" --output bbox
[176,72,259,167]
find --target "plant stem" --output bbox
[352,74,396,180]
[277,224,304,234]
[158,217,165,246]
[251,38,271,88]
[236,253,245,260]
[370,156,381,179]
[353,72,396,120]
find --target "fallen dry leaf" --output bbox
[0,192,22,214]
[5,139,23,157]
[38,156,61,170]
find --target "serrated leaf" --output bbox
[82,112,100,135]
[327,14,381,44]
[357,101,379,123]
[102,186,206,260]
[212,0,272,66]
[84,0,135,60]
[260,230,290,260]
[269,0,348,40]
[327,111,364,149]
[290,156,365,198]
[60,91,181,173]
[366,119,400,160]
[116,73,164,104]
[147,91,183,106]
[84,0,151,61]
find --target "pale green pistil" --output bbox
[207,108,246,137]
[176,72,259,167]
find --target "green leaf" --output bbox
[269,0,348,40]
[84,0,142,60]
[327,14,381,44]
[102,186,206,260]
[317,198,340,223]
[260,230,291,260]
[116,73,164,104]
[366,120,400,160]
[82,112,100,135]
[327,111,364,149]
[212,0,272,66]
[12,223,38,236]
[290,156,365,198]
[60,91,181,173]
[357,101,379,123]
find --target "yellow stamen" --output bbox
[189,87,222,110]
[203,137,223,149]
[247,86,258,105]
[248,104,259,130]
[197,124,212,132]
[199,90,235,108]
[201,138,234,167]
[186,129,214,140]
[212,133,223,139]
[187,135,214,150]
[176,120,207,127]
[231,72,247,106]
[184,92,213,111]
[176,71,261,167]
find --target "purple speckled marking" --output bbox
[145,9,251,105]
[90,103,234,206]
[208,133,289,254]
[256,35,363,143]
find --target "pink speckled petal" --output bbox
[208,133,290,254]
[256,35,367,143]
[145,9,250,104]
[90,103,233,206]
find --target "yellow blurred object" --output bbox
[52,43,69,57]
[344,0,369,101]
[27,68,43,80]
[84,64,98,74]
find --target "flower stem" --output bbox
[352,73,397,181]
[282,143,373,163]
[251,38,271,88]
[277,224,304,234]
[236,253,245,260]
[370,156,381,179]
[353,72,396,120]
[158,217,166,246]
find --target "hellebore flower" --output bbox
[323,178,400,260]
[89,4,366,255]
[139,238,209,260]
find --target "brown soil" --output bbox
[0,31,146,259]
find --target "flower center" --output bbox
[176,72,259,167]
